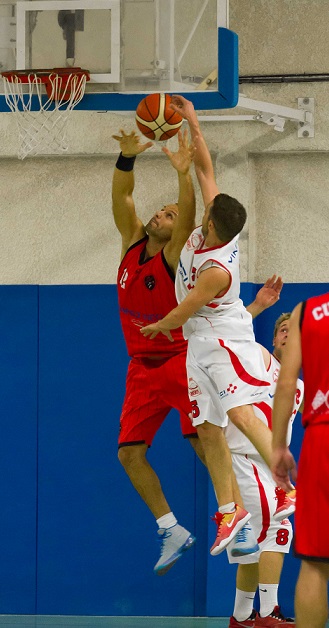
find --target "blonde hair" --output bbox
[273,312,291,338]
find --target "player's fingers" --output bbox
[264,274,276,287]
[141,141,153,151]
[161,146,172,158]
[274,276,283,292]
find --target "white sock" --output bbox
[259,583,279,617]
[156,512,177,529]
[218,502,235,514]
[233,588,255,621]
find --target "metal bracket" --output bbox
[297,97,315,138]
[198,94,315,137]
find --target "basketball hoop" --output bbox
[1,68,90,159]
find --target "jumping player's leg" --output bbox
[119,357,195,575]
[228,404,272,467]
[118,444,170,518]
[295,560,329,628]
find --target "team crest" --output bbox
[188,378,201,397]
[144,275,155,290]
[272,368,280,383]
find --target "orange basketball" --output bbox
[135,93,183,141]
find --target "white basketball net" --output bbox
[2,72,88,159]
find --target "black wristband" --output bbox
[115,152,136,172]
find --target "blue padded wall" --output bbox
[36,285,203,616]
[0,283,328,617]
[0,286,38,614]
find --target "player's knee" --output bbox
[197,421,221,444]
[188,436,206,466]
[118,444,146,469]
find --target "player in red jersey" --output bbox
[112,127,198,575]
[271,292,329,628]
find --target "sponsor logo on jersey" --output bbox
[312,301,329,320]
[311,389,329,411]
[227,383,237,394]
[227,243,238,264]
[188,378,201,397]
[144,275,155,290]
[219,389,229,399]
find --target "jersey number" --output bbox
[191,400,200,419]
[276,528,289,546]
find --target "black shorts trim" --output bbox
[118,440,149,449]
[183,432,198,440]
[294,548,329,563]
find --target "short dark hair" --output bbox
[209,193,247,242]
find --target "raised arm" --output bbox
[271,302,303,491]
[162,129,196,272]
[112,129,153,261]
[170,95,219,208]
[246,275,283,319]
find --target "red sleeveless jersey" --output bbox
[117,237,187,358]
[301,292,329,427]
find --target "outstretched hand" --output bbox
[140,322,174,342]
[170,95,196,121]
[112,129,153,157]
[162,129,195,175]
[255,275,283,310]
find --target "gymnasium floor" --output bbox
[1,615,329,627]
[0,618,231,628]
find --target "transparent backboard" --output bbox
[0,0,238,111]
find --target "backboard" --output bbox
[0,0,238,112]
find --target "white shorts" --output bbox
[187,335,271,427]
[227,453,293,564]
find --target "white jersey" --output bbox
[224,353,304,455]
[175,226,254,341]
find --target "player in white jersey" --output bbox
[227,313,304,628]
[141,95,278,558]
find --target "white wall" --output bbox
[0,0,328,285]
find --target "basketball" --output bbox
[135,93,183,141]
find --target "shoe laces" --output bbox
[275,487,287,507]
[233,522,251,544]
[211,511,224,526]
[157,528,171,556]
[270,605,288,621]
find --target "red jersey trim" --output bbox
[197,260,232,300]
[250,459,271,543]
[254,401,272,430]
[194,241,230,254]
[218,339,270,387]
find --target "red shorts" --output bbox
[118,352,197,447]
[294,422,329,561]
